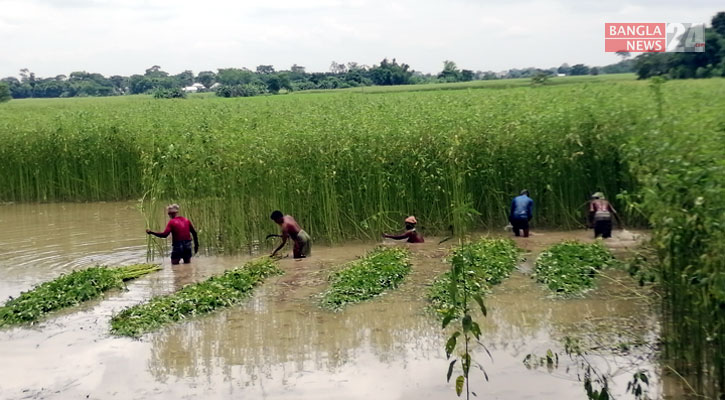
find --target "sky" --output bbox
[0,0,722,78]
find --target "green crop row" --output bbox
[533,240,615,295]
[0,264,160,327]
[320,247,411,310]
[428,238,519,315]
[110,258,282,337]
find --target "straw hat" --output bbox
[167,204,180,213]
[405,216,417,224]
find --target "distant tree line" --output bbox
[634,12,725,79]
[0,54,648,101]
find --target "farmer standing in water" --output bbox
[588,192,621,239]
[146,204,199,264]
[270,210,311,259]
[509,189,534,237]
[383,216,424,243]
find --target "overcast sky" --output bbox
[0,0,721,78]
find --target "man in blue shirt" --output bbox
[509,189,534,237]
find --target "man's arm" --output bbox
[587,202,595,227]
[190,224,199,253]
[271,235,288,257]
[383,231,412,240]
[146,221,172,238]
[510,200,516,220]
[527,199,533,221]
[609,204,623,226]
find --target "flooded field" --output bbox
[0,202,677,399]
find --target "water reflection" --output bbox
[146,233,662,398]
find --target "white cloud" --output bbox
[0,0,721,77]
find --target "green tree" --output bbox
[712,11,725,36]
[33,79,67,97]
[144,65,168,78]
[439,60,461,81]
[0,82,11,102]
[216,68,255,85]
[196,71,216,89]
[266,75,282,93]
[570,64,590,75]
[634,53,670,78]
[109,75,128,94]
[256,65,275,74]
[174,70,194,87]
[1,77,31,98]
[615,51,631,60]
[368,58,413,85]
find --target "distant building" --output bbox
[557,73,566,77]
[183,83,206,93]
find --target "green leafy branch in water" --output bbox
[110,258,282,337]
[523,336,652,400]
[523,349,559,372]
[440,242,497,399]
[0,264,161,327]
[626,370,651,399]
[320,247,410,310]
[429,238,518,314]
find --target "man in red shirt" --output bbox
[270,210,311,259]
[383,216,425,243]
[146,204,199,264]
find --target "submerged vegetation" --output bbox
[533,241,615,295]
[0,264,160,327]
[320,247,410,310]
[110,258,281,337]
[428,238,519,314]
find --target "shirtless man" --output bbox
[146,204,199,264]
[270,210,311,258]
[588,192,621,239]
[383,216,424,243]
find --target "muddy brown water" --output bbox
[0,202,681,399]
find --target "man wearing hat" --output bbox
[383,216,424,243]
[146,204,200,264]
[588,192,621,239]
